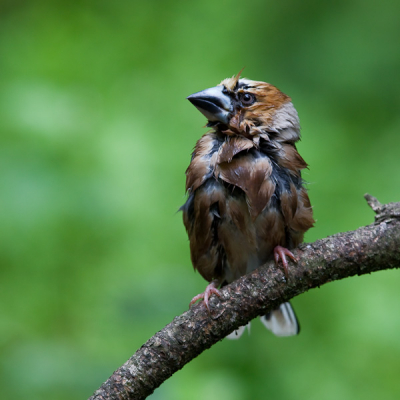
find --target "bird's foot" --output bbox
[189,280,222,312]
[273,246,298,278]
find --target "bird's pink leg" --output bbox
[274,245,298,278]
[189,280,222,311]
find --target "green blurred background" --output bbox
[1,1,400,399]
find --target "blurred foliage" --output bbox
[0,0,400,399]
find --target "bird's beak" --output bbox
[187,86,232,124]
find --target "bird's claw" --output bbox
[189,280,222,312]
[273,245,298,278]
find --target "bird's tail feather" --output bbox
[260,302,300,336]
[226,322,251,340]
[226,302,300,339]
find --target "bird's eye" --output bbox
[239,92,255,106]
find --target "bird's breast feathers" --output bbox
[182,130,313,282]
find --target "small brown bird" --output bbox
[181,72,314,337]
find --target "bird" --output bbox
[180,71,314,338]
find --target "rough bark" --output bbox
[89,195,400,400]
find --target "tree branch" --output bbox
[89,195,400,400]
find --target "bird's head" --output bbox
[187,71,300,142]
